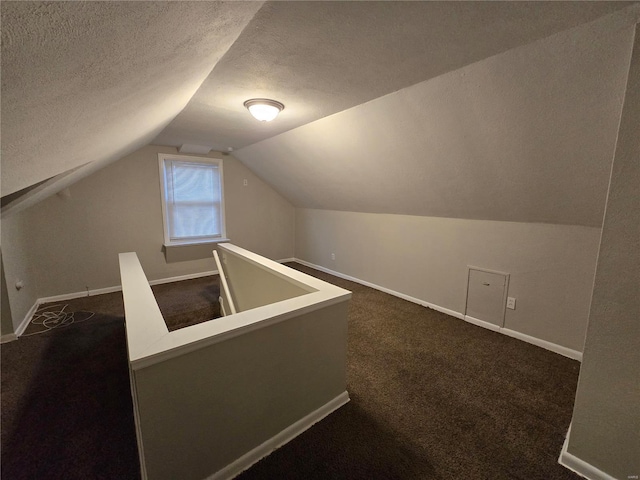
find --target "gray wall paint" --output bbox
[235,13,635,227]
[296,209,601,351]
[567,24,640,479]
[1,252,14,336]
[0,214,39,331]
[0,145,294,302]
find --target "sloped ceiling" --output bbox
[234,10,639,227]
[1,1,638,225]
[154,1,633,151]
[0,1,263,197]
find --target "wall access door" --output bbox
[464,267,509,330]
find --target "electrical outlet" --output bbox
[331,253,336,260]
[243,179,248,187]
[506,297,516,310]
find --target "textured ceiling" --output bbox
[1,1,637,224]
[234,11,638,227]
[1,1,262,197]
[154,1,633,152]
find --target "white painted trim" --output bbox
[293,258,465,320]
[35,270,219,305]
[213,251,236,315]
[28,263,292,312]
[206,391,350,480]
[38,285,123,304]
[158,154,227,246]
[276,257,296,264]
[15,270,220,338]
[18,262,291,338]
[163,239,230,249]
[126,247,350,370]
[0,333,17,344]
[293,258,583,362]
[559,424,617,480]
[464,315,501,332]
[148,270,218,286]
[15,302,38,336]
[502,328,582,361]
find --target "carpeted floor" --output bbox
[20,275,220,337]
[1,264,581,479]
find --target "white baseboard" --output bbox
[277,257,296,264]
[294,258,582,362]
[36,270,220,305]
[207,391,350,480]
[15,301,38,337]
[18,258,585,363]
[464,315,501,332]
[293,258,465,320]
[501,328,582,361]
[38,285,123,304]
[559,424,617,480]
[19,270,221,337]
[0,333,17,344]
[148,269,218,286]
[31,259,296,309]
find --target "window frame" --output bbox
[158,153,228,247]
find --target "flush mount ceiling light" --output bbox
[244,98,284,122]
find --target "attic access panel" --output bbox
[465,267,510,329]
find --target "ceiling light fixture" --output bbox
[244,98,284,122]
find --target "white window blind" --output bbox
[160,157,224,243]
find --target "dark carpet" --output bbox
[19,275,221,337]
[1,264,581,479]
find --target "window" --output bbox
[158,154,227,246]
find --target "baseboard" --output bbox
[0,333,17,343]
[38,285,123,304]
[464,315,501,332]
[23,262,291,315]
[207,391,350,480]
[293,258,582,362]
[148,269,218,286]
[559,424,617,480]
[293,258,465,320]
[15,301,39,336]
[501,328,582,361]
[36,270,219,305]
[19,270,220,337]
[277,257,296,264]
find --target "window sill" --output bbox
[163,238,230,249]
[163,238,230,263]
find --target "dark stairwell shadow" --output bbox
[1,316,140,480]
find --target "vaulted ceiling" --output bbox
[235,11,636,227]
[1,1,263,198]
[1,1,639,225]
[154,1,634,152]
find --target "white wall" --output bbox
[0,145,295,323]
[565,24,640,480]
[220,247,309,312]
[133,302,348,480]
[296,209,601,351]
